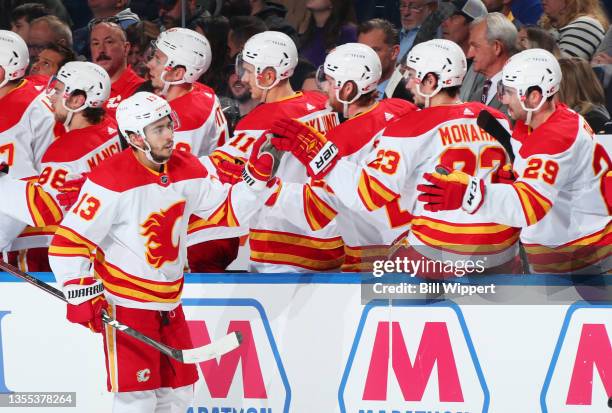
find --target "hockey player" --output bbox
[270,43,417,271]
[146,27,235,272]
[417,49,611,274]
[0,30,55,252]
[48,92,281,412]
[0,61,120,271]
[273,39,520,277]
[199,31,341,272]
[90,20,144,119]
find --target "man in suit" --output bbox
[461,12,518,114]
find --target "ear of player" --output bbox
[270,118,339,179]
[417,165,486,214]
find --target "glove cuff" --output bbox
[308,141,339,178]
[461,176,485,214]
[241,165,268,191]
[63,277,104,305]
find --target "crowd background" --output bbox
[1,0,612,133]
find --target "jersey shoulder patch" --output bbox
[517,105,580,158]
[0,80,43,131]
[171,84,216,131]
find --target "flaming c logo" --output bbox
[141,201,186,269]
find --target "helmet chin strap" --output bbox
[159,70,186,97]
[520,94,546,126]
[255,73,281,103]
[416,83,442,108]
[128,132,169,165]
[335,83,361,119]
[61,97,87,131]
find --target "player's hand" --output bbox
[63,277,107,333]
[417,165,485,214]
[0,162,8,175]
[242,133,283,190]
[216,159,244,185]
[270,118,339,179]
[57,173,88,210]
[492,163,517,184]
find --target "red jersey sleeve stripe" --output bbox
[303,184,337,231]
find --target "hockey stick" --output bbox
[476,110,515,162]
[0,261,242,364]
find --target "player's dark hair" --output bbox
[71,91,106,124]
[424,72,460,98]
[526,85,554,102]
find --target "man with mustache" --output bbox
[90,20,144,120]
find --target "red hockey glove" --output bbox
[215,159,244,185]
[241,133,283,190]
[57,173,88,209]
[63,277,107,333]
[271,118,339,179]
[492,163,517,184]
[0,162,8,175]
[604,171,612,211]
[417,165,485,214]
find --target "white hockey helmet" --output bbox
[236,31,298,90]
[317,43,382,115]
[404,39,467,107]
[0,30,29,88]
[116,92,175,165]
[500,48,561,120]
[154,27,212,95]
[47,61,111,129]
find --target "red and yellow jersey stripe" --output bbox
[249,229,344,271]
[524,222,611,273]
[303,184,337,231]
[49,225,96,259]
[25,182,63,227]
[342,244,394,272]
[357,170,399,212]
[205,188,240,227]
[94,251,184,303]
[513,181,553,226]
[410,216,520,255]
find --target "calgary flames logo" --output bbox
[141,201,186,269]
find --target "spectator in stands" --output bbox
[227,16,268,59]
[482,0,522,28]
[517,24,561,56]
[192,15,231,96]
[29,42,75,78]
[219,15,268,133]
[10,3,49,42]
[73,0,140,57]
[539,0,609,60]
[289,57,316,91]
[90,20,144,118]
[251,0,299,44]
[125,21,154,78]
[299,0,357,67]
[592,27,612,65]
[357,18,412,101]
[441,0,488,55]
[158,0,206,30]
[509,0,542,25]
[558,56,610,132]
[397,0,437,61]
[27,15,72,60]
[301,70,319,91]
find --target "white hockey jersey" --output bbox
[49,149,277,310]
[478,104,611,273]
[0,116,122,252]
[274,98,418,271]
[326,102,520,269]
[191,91,342,272]
[0,79,56,250]
[171,82,229,157]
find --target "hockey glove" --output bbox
[57,173,88,209]
[417,165,485,214]
[492,163,517,184]
[241,133,283,190]
[216,159,244,185]
[63,277,107,333]
[0,162,8,175]
[271,118,339,179]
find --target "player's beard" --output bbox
[149,143,173,164]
